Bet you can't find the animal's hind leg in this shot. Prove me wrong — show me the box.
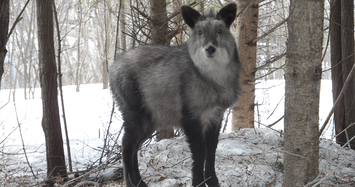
[122,114,154,187]
[204,124,221,187]
[182,117,206,187]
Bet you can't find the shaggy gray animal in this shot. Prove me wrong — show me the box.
[109,3,240,187]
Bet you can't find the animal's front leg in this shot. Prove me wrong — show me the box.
[204,124,221,187]
[182,118,207,187]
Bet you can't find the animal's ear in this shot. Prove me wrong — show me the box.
[217,3,237,28]
[181,5,201,28]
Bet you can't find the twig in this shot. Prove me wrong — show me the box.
[236,0,254,18]
[114,122,124,147]
[332,122,355,140]
[196,176,211,187]
[99,101,115,164]
[344,128,351,149]
[62,154,117,187]
[255,64,285,80]
[341,122,355,148]
[256,100,261,128]
[256,53,286,71]
[52,0,72,172]
[64,102,123,185]
[233,113,283,134]
[246,53,286,79]
[319,62,355,137]
[323,52,355,72]
[267,116,284,128]
[0,125,18,145]
[222,108,232,133]
[0,86,11,109]
[250,17,288,44]
[74,181,99,187]
[5,0,31,44]
[267,94,285,120]
[321,24,330,63]
[170,157,191,168]
[131,6,149,19]
[167,1,196,21]
[113,0,122,61]
[13,93,37,179]
[305,171,355,187]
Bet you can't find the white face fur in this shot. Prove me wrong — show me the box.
[190,44,232,84]
[188,19,235,85]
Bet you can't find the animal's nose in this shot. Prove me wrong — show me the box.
[205,46,216,55]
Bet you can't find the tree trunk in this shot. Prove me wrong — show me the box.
[283,0,323,186]
[114,0,126,61]
[150,0,168,45]
[102,0,110,89]
[120,0,126,52]
[172,0,183,45]
[114,1,121,61]
[0,0,10,87]
[341,0,355,149]
[36,0,67,182]
[232,1,258,130]
[330,0,346,147]
[150,0,174,140]
[23,6,35,99]
[76,2,82,92]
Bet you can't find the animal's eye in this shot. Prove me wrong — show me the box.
[217,29,222,34]
[198,30,203,35]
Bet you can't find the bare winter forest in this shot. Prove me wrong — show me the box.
[0,0,355,186]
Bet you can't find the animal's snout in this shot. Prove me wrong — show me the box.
[205,46,216,56]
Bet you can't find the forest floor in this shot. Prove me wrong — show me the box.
[1,81,354,186]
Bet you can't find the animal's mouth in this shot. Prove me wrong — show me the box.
[207,54,214,58]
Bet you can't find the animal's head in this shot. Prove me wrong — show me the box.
[181,3,237,80]
[181,3,236,31]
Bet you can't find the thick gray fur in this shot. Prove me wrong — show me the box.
[109,3,240,187]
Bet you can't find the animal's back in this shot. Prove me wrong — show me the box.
[109,42,240,129]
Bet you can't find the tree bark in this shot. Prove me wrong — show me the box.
[150,0,174,140]
[114,0,121,61]
[120,0,126,52]
[172,0,182,45]
[283,0,323,186]
[36,0,67,182]
[0,0,10,87]
[150,0,168,45]
[330,0,346,147]
[340,0,355,149]
[76,2,82,92]
[232,1,258,130]
[102,0,110,89]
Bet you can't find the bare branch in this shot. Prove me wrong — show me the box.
[244,53,286,79]
[250,17,288,44]
[131,6,149,19]
[166,28,183,43]
[319,62,355,137]
[167,1,196,21]
[267,116,284,128]
[6,0,31,44]
[256,52,286,71]
[13,93,37,179]
[256,64,285,80]
[52,0,73,173]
